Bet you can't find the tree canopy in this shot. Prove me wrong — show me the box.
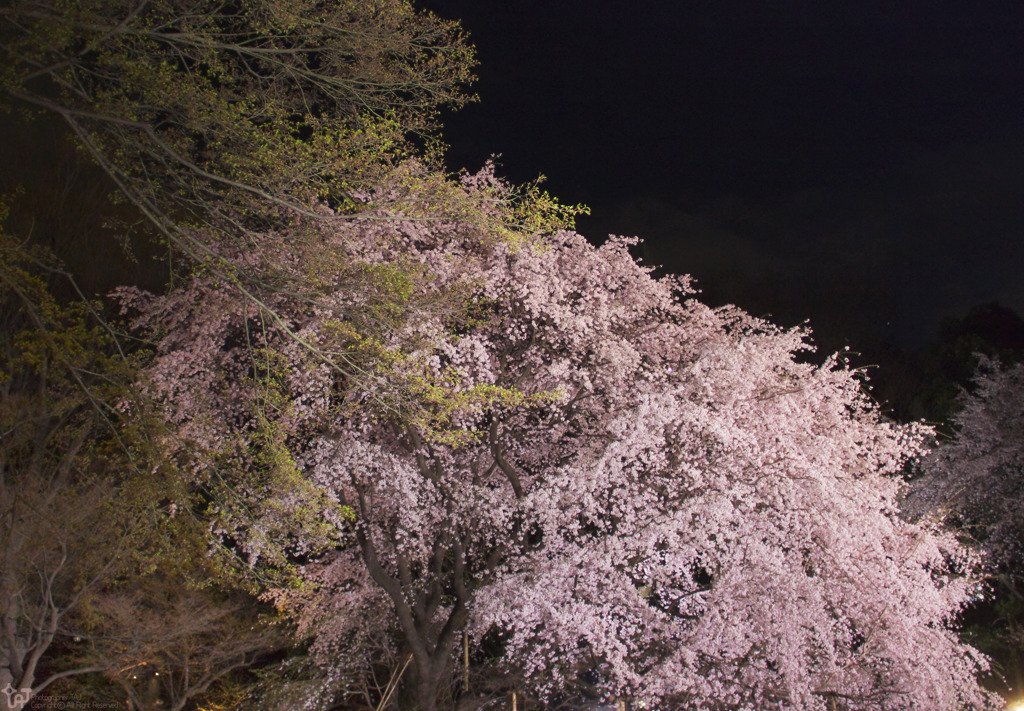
[122,165,999,710]
[907,359,1024,697]
[1,0,476,233]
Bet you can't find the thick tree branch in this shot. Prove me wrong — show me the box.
[489,420,524,499]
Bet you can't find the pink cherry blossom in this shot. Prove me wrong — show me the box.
[126,163,998,710]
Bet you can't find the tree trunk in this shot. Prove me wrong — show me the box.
[415,675,440,711]
[406,653,453,711]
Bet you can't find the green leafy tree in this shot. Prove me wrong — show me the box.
[0,0,477,243]
[0,220,283,710]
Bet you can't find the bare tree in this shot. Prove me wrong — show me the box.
[78,581,286,711]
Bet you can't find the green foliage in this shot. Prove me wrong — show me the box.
[499,175,591,240]
[1,0,477,256]
[0,216,280,707]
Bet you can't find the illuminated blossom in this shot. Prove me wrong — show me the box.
[128,165,997,710]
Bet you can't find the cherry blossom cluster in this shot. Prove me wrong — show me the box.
[125,163,997,710]
[907,358,1024,579]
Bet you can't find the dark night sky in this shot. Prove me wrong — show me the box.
[420,0,1024,351]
